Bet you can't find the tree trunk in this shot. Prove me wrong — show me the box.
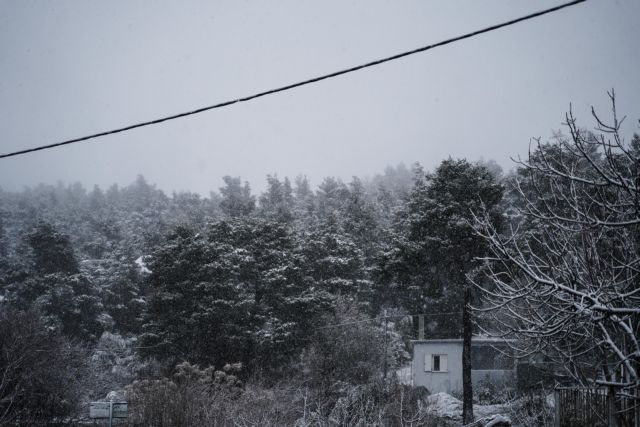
[462,282,474,424]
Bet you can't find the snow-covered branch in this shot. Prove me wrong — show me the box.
[473,95,640,399]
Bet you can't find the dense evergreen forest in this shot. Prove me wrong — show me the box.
[1,108,638,425]
[0,159,506,423]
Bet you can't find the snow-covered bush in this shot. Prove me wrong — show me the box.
[327,380,435,426]
[298,298,407,395]
[505,392,554,427]
[85,332,154,402]
[124,361,242,426]
[475,375,513,405]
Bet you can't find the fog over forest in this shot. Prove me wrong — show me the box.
[2,101,639,424]
[1,0,639,426]
[2,0,639,195]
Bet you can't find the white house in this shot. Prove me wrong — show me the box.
[411,337,515,393]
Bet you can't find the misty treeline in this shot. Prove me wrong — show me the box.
[0,158,504,425]
[0,98,638,425]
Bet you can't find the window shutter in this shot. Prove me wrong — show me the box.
[441,354,447,372]
[424,353,431,371]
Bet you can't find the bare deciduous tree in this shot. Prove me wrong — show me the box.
[0,307,87,426]
[473,91,639,410]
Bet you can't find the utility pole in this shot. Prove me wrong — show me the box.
[383,309,388,379]
[462,281,474,424]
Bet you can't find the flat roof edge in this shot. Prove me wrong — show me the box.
[411,337,516,344]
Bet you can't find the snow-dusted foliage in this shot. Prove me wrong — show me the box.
[299,298,408,393]
[124,361,243,426]
[138,219,333,371]
[374,161,503,336]
[0,170,421,423]
[86,332,155,403]
[3,222,105,342]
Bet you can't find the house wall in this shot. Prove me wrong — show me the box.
[412,342,463,393]
[412,341,515,394]
[471,369,514,389]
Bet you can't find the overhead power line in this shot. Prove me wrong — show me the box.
[318,311,463,329]
[0,0,586,160]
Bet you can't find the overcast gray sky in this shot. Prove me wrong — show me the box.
[1,0,638,195]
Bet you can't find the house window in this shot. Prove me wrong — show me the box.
[433,355,441,371]
[424,354,448,372]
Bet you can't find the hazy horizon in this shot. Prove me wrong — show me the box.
[1,0,639,195]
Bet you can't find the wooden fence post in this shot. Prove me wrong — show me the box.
[554,389,560,427]
[607,388,617,427]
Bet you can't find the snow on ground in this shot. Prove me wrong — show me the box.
[392,370,512,423]
[426,392,463,418]
[475,402,511,419]
[425,392,510,422]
